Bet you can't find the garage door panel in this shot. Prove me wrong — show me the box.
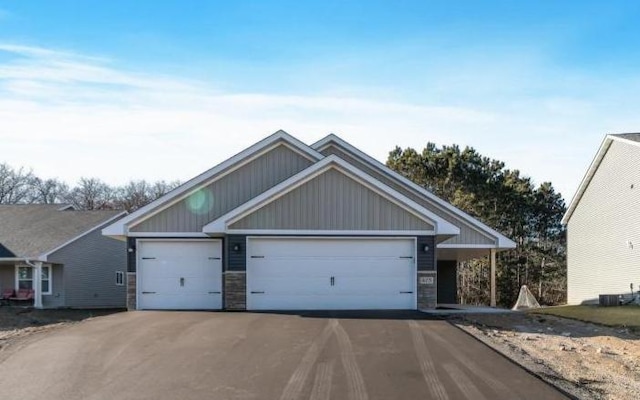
[251,238,414,258]
[251,294,413,310]
[138,240,222,310]
[247,238,416,310]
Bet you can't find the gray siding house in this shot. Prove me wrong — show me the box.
[563,133,640,304]
[0,204,127,308]
[104,131,516,311]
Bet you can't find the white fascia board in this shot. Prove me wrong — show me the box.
[127,232,211,238]
[562,135,613,225]
[312,134,516,248]
[102,130,324,237]
[41,212,127,261]
[228,229,436,236]
[203,155,460,236]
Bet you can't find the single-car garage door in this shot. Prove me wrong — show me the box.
[138,240,222,310]
[247,237,415,310]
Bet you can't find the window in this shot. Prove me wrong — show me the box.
[16,265,52,295]
[115,271,125,286]
[16,266,33,290]
[41,266,51,294]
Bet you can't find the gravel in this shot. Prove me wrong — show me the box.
[448,312,640,400]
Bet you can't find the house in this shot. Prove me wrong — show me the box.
[563,133,640,304]
[0,204,127,308]
[103,131,516,311]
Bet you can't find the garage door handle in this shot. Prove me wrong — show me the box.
[141,257,156,260]
[250,256,265,259]
[251,291,265,294]
[400,291,413,294]
[208,291,221,294]
[399,256,413,259]
[142,291,156,294]
[208,257,221,260]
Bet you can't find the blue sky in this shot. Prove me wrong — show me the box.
[1,1,640,200]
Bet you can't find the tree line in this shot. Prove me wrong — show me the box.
[387,143,567,307]
[0,163,180,212]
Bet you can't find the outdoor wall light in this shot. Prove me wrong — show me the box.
[127,247,135,253]
[423,245,430,253]
[232,243,241,252]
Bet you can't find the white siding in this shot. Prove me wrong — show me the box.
[567,140,640,304]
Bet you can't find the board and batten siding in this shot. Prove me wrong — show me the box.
[319,145,496,245]
[230,168,434,231]
[567,140,640,304]
[131,144,314,233]
[48,227,127,308]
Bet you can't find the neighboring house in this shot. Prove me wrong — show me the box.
[103,130,516,311]
[0,204,127,308]
[563,133,640,304]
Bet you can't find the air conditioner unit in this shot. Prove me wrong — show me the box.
[599,294,620,307]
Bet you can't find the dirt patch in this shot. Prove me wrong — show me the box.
[0,308,124,355]
[448,312,640,400]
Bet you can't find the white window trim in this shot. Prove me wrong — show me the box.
[115,271,125,286]
[15,265,52,295]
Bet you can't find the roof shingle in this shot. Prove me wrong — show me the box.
[0,204,124,258]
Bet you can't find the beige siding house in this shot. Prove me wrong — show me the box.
[563,133,640,304]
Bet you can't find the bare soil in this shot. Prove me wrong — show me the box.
[448,312,640,400]
[0,307,123,356]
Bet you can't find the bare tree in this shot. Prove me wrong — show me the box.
[30,177,69,204]
[115,180,152,212]
[0,163,35,204]
[114,179,181,212]
[149,180,181,199]
[66,177,115,210]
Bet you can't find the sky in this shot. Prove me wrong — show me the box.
[1,1,640,202]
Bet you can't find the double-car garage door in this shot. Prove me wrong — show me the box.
[137,238,416,310]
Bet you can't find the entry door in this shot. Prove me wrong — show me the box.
[247,238,415,310]
[138,240,222,310]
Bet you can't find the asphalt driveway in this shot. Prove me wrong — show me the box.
[0,310,568,400]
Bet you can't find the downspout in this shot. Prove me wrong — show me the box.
[23,259,43,309]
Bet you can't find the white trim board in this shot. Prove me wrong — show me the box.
[203,155,459,236]
[312,134,515,248]
[230,229,436,236]
[127,232,211,238]
[103,130,324,237]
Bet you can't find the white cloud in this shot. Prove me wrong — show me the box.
[0,43,636,201]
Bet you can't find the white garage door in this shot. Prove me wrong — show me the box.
[247,238,415,310]
[138,240,222,310]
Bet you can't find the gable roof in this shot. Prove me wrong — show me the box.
[203,155,459,236]
[0,204,125,260]
[612,133,640,143]
[312,134,516,248]
[563,133,640,224]
[103,130,324,237]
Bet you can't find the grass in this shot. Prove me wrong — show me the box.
[530,305,640,331]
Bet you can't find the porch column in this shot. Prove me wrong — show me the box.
[490,249,496,307]
[33,261,43,309]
